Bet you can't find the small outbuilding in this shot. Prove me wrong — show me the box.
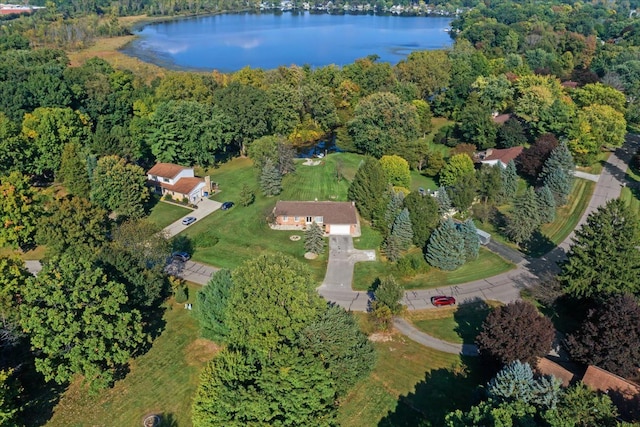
[272,201,360,236]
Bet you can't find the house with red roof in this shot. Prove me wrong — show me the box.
[147,163,211,204]
[477,146,524,168]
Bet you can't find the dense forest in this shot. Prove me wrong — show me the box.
[2,0,640,424]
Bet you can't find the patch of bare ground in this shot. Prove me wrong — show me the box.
[184,338,220,366]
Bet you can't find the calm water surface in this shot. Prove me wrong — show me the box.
[122,13,453,71]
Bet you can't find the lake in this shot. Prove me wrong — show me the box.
[122,13,453,72]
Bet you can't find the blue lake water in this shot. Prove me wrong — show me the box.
[122,13,453,72]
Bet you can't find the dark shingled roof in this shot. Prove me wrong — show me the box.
[274,201,358,225]
[147,163,188,180]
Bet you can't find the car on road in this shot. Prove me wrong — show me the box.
[171,251,190,262]
[221,201,234,210]
[431,296,456,307]
[181,216,197,226]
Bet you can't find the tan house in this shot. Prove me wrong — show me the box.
[272,201,359,236]
[147,163,211,203]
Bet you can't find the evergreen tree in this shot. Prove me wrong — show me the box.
[383,190,405,233]
[487,361,562,409]
[238,183,255,207]
[297,305,375,397]
[435,186,452,216]
[506,187,541,245]
[425,219,466,271]
[404,191,439,249]
[543,166,571,206]
[537,185,556,224]
[560,199,640,299]
[382,234,401,262]
[347,157,388,222]
[391,208,413,250]
[540,141,575,183]
[304,222,325,255]
[459,219,480,260]
[500,160,518,201]
[58,142,90,196]
[260,158,282,196]
[194,269,234,343]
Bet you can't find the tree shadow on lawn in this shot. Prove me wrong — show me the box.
[19,361,66,426]
[453,298,491,345]
[377,357,490,427]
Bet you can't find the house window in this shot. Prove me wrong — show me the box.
[151,175,158,181]
[163,177,170,183]
[315,216,323,223]
[306,216,313,223]
[294,216,300,222]
[282,216,288,221]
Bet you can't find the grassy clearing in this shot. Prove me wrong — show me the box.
[47,285,214,427]
[181,154,365,280]
[338,315,485,426]
[407,300,502,344]
[527,179,595,257]
[621,158,640,215]
[147,199,192,229]
[352,248,515,291]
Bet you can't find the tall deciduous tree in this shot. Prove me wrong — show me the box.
[36,196,108,257]
[373,275,404,315]
[566,294,640,378]
[0,172,40,250]
[395,50,451,100]
[0,256,30,349]
[425,219,466,271]
[560,199,640,299]
[19,254,147,391]
[379,155,411,189]
[194,269,233,343]
[439,153,475,187]
[259,158,282,197]
[476,301,554,367]
[58,142,90,196]
[497,118,527,149]
[456,97,497,149]
[348,157,388,222]
[90,155,149,219]
[0,369,20,427]
[517,133,559,180]
[348,92,419,157]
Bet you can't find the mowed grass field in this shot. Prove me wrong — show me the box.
[147,198,192,229]
[407,300,502,344]
[46,286,214,427]
[352,247,515,291]
[338,316,485,426]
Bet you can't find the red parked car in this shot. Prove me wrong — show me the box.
[431,296,456,307]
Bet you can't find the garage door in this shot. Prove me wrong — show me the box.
[330,225,351,235]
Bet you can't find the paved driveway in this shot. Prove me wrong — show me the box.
[163,198,222,238]
[165,259,218,285]
[317,235,375,311]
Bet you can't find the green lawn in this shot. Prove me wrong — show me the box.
[527,179,595,257]
[338,315,485,426]
[407,301,502,344]
[46,285,213,427]
[147,199,192,229]
[352,248,515,291]
[621,158,640,215]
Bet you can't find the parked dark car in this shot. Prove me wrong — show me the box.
[431,296,456,307]
[221,201,234,210]
[171,251,191,262]
[181,216,197,225]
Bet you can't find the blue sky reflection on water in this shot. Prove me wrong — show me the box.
[122,13,453,71]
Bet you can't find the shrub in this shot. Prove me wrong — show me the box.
[174,285,188,303]
[195,231,219,248]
